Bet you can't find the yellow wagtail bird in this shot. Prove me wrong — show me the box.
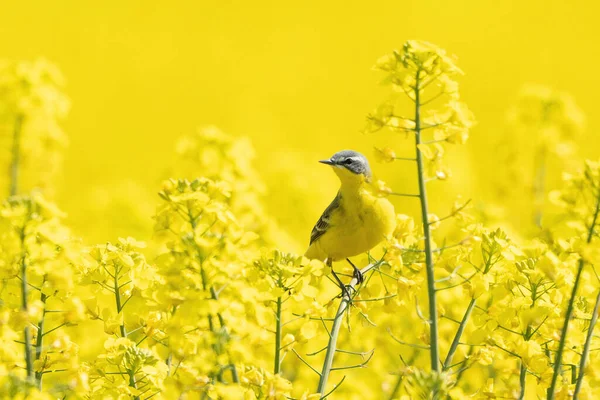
[305,150,396,288]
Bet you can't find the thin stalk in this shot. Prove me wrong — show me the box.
[443,297,476,370]
[548,189,600,399]
[387,353,418,400]
[113,265,127,338]
[274,296,282,374]
[10,114,24,196]
[519,311,534,399]
[113,264,138,398]
[573,289,600,399]
[13,116,32,381]
[192,218,239,383]
[548,263,584,398]
[193,214,218,336]
[165,305,177,377]
[414,69,440,372]
[206,267,239,383]
[20,227,34,380]
[199,265,216,332]
[316,261,381,395]
[127,371,138,395]
[519,360,527,400]
[388,374,404,400]
[34,292,48,388]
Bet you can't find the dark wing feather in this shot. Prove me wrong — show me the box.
[309,192,341,245]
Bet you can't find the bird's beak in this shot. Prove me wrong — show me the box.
[319,159,335,166]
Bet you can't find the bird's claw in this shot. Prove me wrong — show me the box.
[346,258,364,285]
[352,266,364,285]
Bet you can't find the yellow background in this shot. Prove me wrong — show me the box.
[2,0,599,246]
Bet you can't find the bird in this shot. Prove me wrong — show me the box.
[304,150,396,290]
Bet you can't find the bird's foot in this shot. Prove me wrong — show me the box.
[352,266,364,285]
[346,258,364,285]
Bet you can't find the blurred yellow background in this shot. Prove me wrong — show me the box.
[2,0,599,247]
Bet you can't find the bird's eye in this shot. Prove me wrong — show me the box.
[343,159,353,165]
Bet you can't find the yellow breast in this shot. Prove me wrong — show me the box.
[305,184,396,261]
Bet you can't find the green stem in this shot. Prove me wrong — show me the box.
[573,289,600,399]
[388,375,404,400]
[113,264,138,398]
[127,371,137,395]
[317,261,380,395]
[549,264,583,397]
[518,287,541,399]
[443,297,476,370]
[20,226,34,380]
[200,265,216,332]
[414,69,440,372]
[517,314,536,399]
[519,360,527,400]
[388,353,418,400]
[113,265,127,338]
[192,219,238,383]
[274,296,282,375]
[34,292,48,388]
[193,214,218,336]
[10,114,24,196]
[548,189,600,399]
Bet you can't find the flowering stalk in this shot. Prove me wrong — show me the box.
[112,262,138,396]
[548,188,600,399]
[274,296,282,374]
[34,291,48,388]
[192,215,221,343]
[516,325,533,400]
[9,114,24,196]
[10,115,35,383]
[443,297,475,370]
[519,361,527,399]
[317,259,382,395]
[19,222,34,380]
[413,70,440,372]
[505,85,584,230]
[194,234,239,383]
[212,286,240,383]
[387,352,418,400]
[184,196,240,384]
[367,42,474,379]
[573,289,600,399]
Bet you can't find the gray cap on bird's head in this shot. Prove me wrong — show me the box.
[319,150,372,179]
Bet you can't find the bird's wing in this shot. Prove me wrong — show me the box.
[309,192,341,245]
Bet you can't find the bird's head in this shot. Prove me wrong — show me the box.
[319,150,372,185]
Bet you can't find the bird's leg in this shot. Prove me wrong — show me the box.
[327,258,352,298]
[346,258,364,285]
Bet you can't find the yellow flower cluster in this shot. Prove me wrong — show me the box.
[0,59,70,197]
[484,84,586,234]
[172,126,298,251]
[0,193,85,395]
[366,40,475,180]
